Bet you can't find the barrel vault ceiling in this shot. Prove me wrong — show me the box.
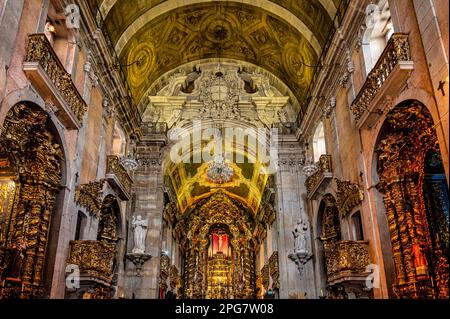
[86,0,349,109]
[85,0,348,213]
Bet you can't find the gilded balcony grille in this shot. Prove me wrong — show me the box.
[305,154,332,198]
[326,240,370,282]
[350,33,412,125]
[106,155,133,200]
[67,240,115,283]
[24,34,87,124]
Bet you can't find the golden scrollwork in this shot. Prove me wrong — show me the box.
[326,241,370,282]
[376,101,449,299]
[335,179,364,218]
[160,253,171,279]
[74,181,104,218]
[269,251,279,290]
[67,240,116,283]
[169,265,180,289]
[350,33,411,122]
[24,34,87,122]
[305,154,332,197]
[261,264,270,291]
[106,155,133,196]
[0,103,63,298]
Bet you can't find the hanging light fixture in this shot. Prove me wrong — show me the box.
[207,154,234,184]
[120,135,140,171]
[207,130,234,184]
[302,143,317,177]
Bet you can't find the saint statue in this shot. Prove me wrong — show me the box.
[293,219,309,253]
[218,234,223,250]
[132,215,148,254]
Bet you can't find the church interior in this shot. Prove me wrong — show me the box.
[0,0,448,299]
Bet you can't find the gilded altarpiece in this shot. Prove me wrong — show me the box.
[180,192,256,299]
[0,103,63,298]
[376,101,449,299]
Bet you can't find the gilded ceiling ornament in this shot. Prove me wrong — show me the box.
[119,3,319,106]
[198,65,240,120]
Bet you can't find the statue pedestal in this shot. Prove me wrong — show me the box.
[288,251,313,275]
[126,253,152,277]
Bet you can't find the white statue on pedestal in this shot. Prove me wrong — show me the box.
[132,215,148,254]
[293,219,309,254]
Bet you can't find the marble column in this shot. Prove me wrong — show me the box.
[125,143,164,299]
[276,144,317,299]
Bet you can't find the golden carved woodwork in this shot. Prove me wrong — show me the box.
[106,155,133,198]
[118,2,319,105]
[305,154,332,197]
[67,240,116,283]
[261,264,270,290]
[0,103,63,298]
[335,179,364,218]
[160,253,171,279]
[74,181,104,218]
[24,34,87,123]
[350,33,411,122]
[97,203,118,242]
[376,101,449,299]
[269,251,279,290]
[326,240,370,282]
[180,192,255,299]
[169,265,180,289]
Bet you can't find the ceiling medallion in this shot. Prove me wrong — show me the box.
[207,154,234,184]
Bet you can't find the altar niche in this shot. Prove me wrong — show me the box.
[181,192,256,299]
[206,225,232,299]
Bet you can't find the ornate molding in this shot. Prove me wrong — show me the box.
[269,251,279,290]
[305,154,333,199]
[335,179,364,218]
[74,181,105,218]
[105,156,133,200]
[67,240,116,283]
[350,33,413,128]
[326,240,371,284]
[23,34,87,129]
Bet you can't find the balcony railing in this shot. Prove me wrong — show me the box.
[23,34,87,129]
[67,240,115,283]
[305,155,333,199]
[105,156,133,200]
[350,33,413,129]
[326,240,371,284]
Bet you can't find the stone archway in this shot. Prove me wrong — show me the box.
[0,102,64,298]
[375,100,449,299]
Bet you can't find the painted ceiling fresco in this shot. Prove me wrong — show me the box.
[87,0,349,106]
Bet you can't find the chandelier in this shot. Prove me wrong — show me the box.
[120,153,140,171]
[302,143,317,177]
[207,154,234,184]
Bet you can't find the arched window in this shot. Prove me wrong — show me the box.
[44,0,77,73]
[350,211,364,241]
[362,1,394,74]
[312,122,326,162]
[74,211,87,240]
